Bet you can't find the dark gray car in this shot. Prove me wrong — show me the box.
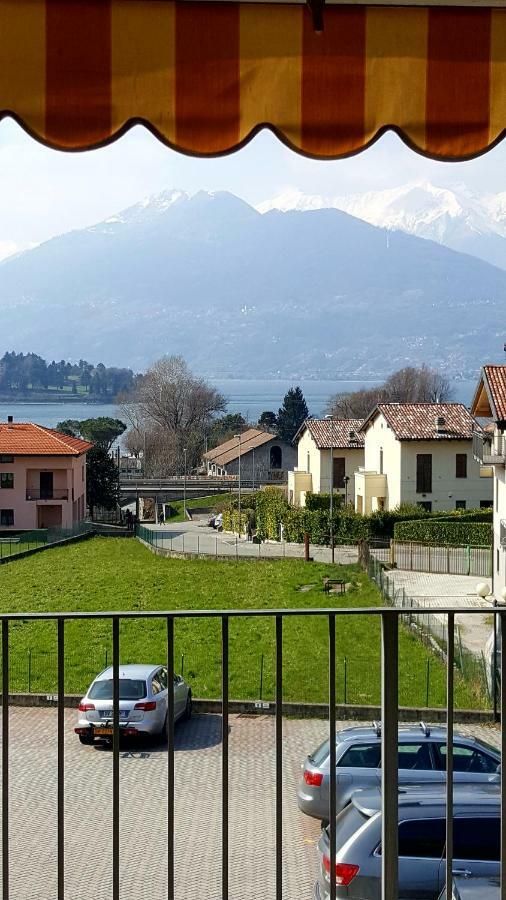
[299,723,500,822]
[314,784,500,899]
[439,875,499,899]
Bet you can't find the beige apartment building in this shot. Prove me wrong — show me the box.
[471,366,506,599]
[288,418,364,507]
[355,403,492,514]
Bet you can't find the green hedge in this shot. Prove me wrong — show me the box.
[394,519,492,546]
[304,492,344,511]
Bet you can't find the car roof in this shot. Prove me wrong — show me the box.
[352,783,501,818]
[336,724,462,744]
[94,664,162,681]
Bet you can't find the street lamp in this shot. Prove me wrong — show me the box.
[234,433,242,537]
[183,448,187,520]
[325,415,335,565]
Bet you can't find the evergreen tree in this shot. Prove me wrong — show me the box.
[258,410,277,431]
[86,446,119,516]
[276,387,308,443]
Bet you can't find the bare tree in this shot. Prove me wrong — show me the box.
[121,356,226,474]
[326,365,453,419]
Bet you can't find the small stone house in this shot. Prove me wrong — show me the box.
[203,428,296,484]
[288,418,365,507]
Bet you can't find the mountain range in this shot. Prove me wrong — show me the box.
[258,181,506,271]
[0,186,505,379]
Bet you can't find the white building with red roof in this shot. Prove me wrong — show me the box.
[355,403,492,515]
[0,417,92,531]
[472,365,506,598]
[288,418,365,507]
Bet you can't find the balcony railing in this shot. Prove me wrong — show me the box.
[473,430,506,465]
[0,605,505,899]
[25,489,69,501]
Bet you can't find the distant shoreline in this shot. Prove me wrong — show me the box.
[0,396,114,405]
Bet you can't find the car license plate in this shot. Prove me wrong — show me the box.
[94,727,113,735]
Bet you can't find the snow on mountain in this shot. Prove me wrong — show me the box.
[257,182,506,269]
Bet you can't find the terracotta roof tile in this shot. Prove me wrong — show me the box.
[362,403,479,441]
[206,429,279,467]
[483,365,506,421]
[298,419,364,449]
[0,423,93,456]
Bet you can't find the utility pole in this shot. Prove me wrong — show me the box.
[325,414,335,564]
[183,448,187,520]
[234,434,242,537]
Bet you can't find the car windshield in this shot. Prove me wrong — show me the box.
[89,679,147,700]
[309,739,330,766]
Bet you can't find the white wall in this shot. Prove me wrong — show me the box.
[297,430,321,491]
[363,412,401,508]
[493,460,506,599]
[296,428,363,501]
[399,439,492,512]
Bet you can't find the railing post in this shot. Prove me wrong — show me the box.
[381,613,398,900]
[112,617,120,900]
[28,649,32,694]
[500,610,506,900]
[445,613,454,895]
[57,619,65,900]
[2,619,9,900]
[275,615,283,900]
[167,616,175,900]
[222,616,229,900]
[329,614,336,900]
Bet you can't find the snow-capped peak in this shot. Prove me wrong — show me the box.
[257,181,506,268]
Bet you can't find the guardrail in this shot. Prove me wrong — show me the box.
[25,489,69,501]
[473,429,506,465]
[0,605,504,900]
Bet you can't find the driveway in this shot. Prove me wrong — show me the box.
[2,708,500,899]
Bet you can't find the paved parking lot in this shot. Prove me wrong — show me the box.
[1,708,501,899]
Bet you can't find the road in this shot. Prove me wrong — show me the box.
[2,708,500,900]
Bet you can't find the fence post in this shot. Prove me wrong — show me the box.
[344,657,348,705]
[235,537,238,560]
[181,654,184,679]
[410,542,413,569]
[216,537,218,559]
[197,535,200,556]
[466,544,471,576]
[105,648,108,669]
[259,653,264,700]
[28,649,32,694]
[425,659,430,708]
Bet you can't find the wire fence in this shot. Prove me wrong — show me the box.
[361,545,492,708]
[0,521,94,560]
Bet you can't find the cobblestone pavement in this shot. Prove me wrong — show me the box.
[1,709,501,900]
[386,569,494,656]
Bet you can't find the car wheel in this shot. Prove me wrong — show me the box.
[184,690,192,720]
[79,733,94,745]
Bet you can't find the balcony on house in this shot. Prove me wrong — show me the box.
[473,430,506,465]
[25,470,70,502]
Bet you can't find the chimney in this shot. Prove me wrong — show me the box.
[435,416,446,433]
[349,430,356,442]
[7,416,13,424]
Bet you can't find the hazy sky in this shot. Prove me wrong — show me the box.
[1,116,506,254]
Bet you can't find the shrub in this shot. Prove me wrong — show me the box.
[255,488,290,541]
[304,492,344,511]
[394,519,492,546]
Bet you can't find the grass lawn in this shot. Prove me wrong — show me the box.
[165,492,235,523]
[0,538,486,709]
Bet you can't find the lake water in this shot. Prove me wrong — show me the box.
[0,378,477,429]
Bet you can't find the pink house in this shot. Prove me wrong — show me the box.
[0,418,92,531]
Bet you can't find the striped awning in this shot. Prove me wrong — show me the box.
[1,0,506,159]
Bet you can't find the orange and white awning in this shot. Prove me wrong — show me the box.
[1,0,506,159]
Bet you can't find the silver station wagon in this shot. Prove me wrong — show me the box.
[298,723,500,822]
[75,663,192,744]
[315,784,501,900]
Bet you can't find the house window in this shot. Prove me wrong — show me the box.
[417,501,432,512]
[480,500,492,509]
[306,452,310,473]
[0,473,13,489]
[379,449,384,475]
[0,455,13,464]
[333,457,345,489]
[0,510,14,526]
[416,454,432,493]
[455,500,466,510]
[456,453,467,478]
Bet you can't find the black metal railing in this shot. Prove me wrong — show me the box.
[25,489,69,501]
[0,605,505,900]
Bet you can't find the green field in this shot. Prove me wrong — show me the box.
[0,538,486,708]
